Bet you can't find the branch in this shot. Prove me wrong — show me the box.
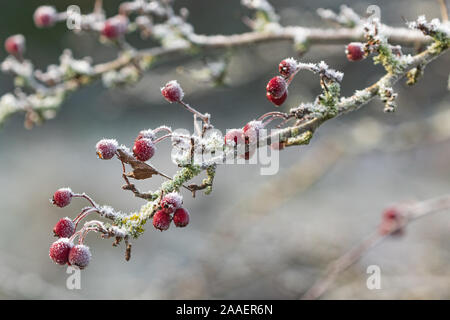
[301,194,450,300]
[45,4,450,271]
[0,2,432,128]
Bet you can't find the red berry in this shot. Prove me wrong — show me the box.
[33,6,57,28]
[101,15,129,39]
[68,245,91,269]
[160,192,183,214]
[243,120,264,145]
[224,128,245,146]
[96,139,118,160]
[173,208,190,228]
[346,42,365,61]
[52,188,73,208]
[53,217,75,238]
[266,76,287,99]
[153,210,172,231]
[266,90,287,106]
[49,238,73,265]
[133,138,155,161]
[379,207,404,236]
[4,34,25,57]
[278,58,297,78]
[135,129,156,142]
[161,80,184,103]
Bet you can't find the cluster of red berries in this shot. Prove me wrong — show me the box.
[49,188,92,269]
[32,5,129,40]
[95,131,157,163]
[265,58,298,106]
[224,120,265,159]
[345,42,366,61]
[94,81,189,163]
[153,192,190,231]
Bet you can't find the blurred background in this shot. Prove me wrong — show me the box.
[0,0,449,299]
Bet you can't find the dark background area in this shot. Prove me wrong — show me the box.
[0,0,449,299]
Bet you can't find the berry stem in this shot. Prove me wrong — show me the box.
[153,134,172,144]
[153,126,172,135]
[94,0,103,15]
[178,100,210,125]
[74,207,100,228]
[73,193,98,208]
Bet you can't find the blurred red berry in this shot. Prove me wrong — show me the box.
[278,58,297,78]
[243,120,264,144]
[49,238,73,265]
[34,6,57,28]
[379,207,404,236]
[346,42,365,61]
[173,208,190,227]
[68,245,91,269]
[101,15,129,39]
[133,138,155,161]
[266,90,287,106]
[53,217,75,238]
[266,76,287,99]
[153,210,171,231]
[224,128,245,146]
[52,188,73,208]
[4,34,25,57]
[161,80,184,103]
[160,192,183,214]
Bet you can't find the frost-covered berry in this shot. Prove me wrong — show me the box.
[52,188,73,208]
[266,90,287,106]
[133,138,155,161]
[68,245,91,269]
[279,58,297,78]
[96,139,118,160]
[224,128,245,146]
[53,217,75,238]
[161,80,184,103]
[136,129,156,142]
[266,76,287,99]
[4,35,25,57]
[346,42,365,61]
[49,238,73,265]
[101,15,129,39]
[153,210,172,231]
[173,208,190,227]
[33,6,57,28]
[243,120,265,144]
[160,192,183,214]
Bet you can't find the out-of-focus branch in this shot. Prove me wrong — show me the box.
[301,194,450,300]
[439,0,449,22]
[0,1,433,128]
